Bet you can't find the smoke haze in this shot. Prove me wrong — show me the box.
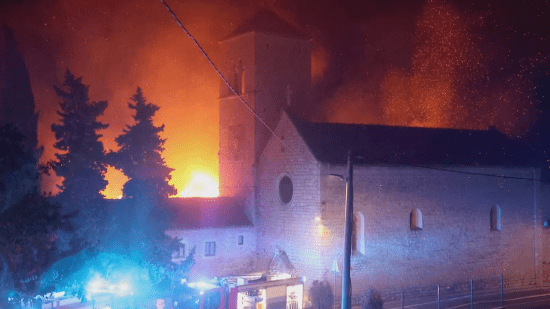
[1,0,548,197]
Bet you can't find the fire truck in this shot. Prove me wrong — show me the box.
[172,273,304,309]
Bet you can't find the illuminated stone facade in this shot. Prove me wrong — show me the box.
[165,225,257,280]
[256,112,548,296]
[214,10,550,305]
[218,10,311,222]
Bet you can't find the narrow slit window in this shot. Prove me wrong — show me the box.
[352,215,357,253]
[353,212,366,255]
[240,69,246,94]
[410,208,423,230]
[490,205,502,231]
[232,69,240,94]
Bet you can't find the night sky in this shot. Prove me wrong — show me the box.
[0,0,548,197]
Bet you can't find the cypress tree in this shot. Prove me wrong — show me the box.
[112,87,175,198]
[51,70,108,205]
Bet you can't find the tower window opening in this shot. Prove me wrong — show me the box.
[230,60,244,95]
[240,69,246,94]
[229,125,244,161]
[232,69,240,95]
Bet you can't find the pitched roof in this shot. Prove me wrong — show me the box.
[223,9,309,41]
[165,197,252,230]
[288,114,541,167]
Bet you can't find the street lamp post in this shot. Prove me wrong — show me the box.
[341,151,353,309]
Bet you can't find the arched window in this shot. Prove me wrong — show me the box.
[229,125,244,161]
[240,67,246,94]
[410,208,423,230]
[352,212,366,255]
[352,216,357,252]
[232,67,240,94]
[490,205,501,231]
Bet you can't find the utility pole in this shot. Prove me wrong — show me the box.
[341,151,353,309]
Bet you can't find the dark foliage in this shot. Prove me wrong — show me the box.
[51,69,108,205]
[0,191,72,294]
[110,87,175,198]
[361,288,383,309]
[0,123,32,179]
[309,280,334,309]
[0,24,38,151]
[0,123,57,297]
[0,123,38,211]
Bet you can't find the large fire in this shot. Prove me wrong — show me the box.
[0,0,230,198]
[178,171,219,198]
[101,168,219,199]
[1,0,547,200]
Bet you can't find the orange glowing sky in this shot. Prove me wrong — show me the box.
[1,0,249,198]
[1,0,548,198]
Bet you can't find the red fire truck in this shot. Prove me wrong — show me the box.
[172,274,304,309]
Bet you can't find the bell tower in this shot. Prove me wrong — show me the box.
[218,10,311,206]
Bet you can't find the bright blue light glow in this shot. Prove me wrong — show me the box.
[86,275,133,297]
[41,249,185,301]
[187,281,218,291]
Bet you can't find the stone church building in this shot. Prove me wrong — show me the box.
[166,10,550,304]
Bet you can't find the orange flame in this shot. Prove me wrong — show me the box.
[178,171,219,198]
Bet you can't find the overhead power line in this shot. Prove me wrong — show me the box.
[407,165,542,181]
[157,0,545,183]
[158,0,312,165]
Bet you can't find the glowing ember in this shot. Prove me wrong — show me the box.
[178,172,219,198]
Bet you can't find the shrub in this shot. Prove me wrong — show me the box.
[361,288,383,309]
[308,280,334,309]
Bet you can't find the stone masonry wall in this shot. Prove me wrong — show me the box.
[256,112,323,291]
[320,165,548,300]
[165,226,257,280]
[254,111,550,304]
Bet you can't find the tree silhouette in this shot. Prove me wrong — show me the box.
[0,124,71,297]
[0,25,38,151]
[0,123,38,213]
[51,70,108,205]
[0,191,69,295]
[112,87,175,198]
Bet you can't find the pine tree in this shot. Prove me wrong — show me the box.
[51,70,108,205]
[112,87,176,198]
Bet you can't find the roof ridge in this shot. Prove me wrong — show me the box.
[222,9,309,41]
[283,111,539,167]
